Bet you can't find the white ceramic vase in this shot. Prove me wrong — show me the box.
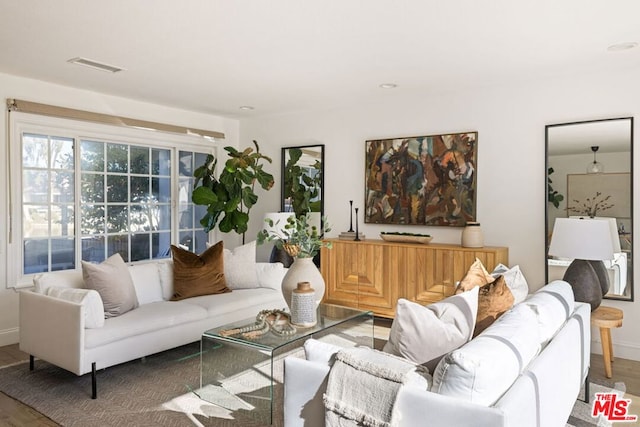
[281,257,325,309]
[461,221,484,248]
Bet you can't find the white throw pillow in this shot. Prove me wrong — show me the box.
[383,286,479,372]
[256,262,287,291]
[157,260,174,300]
[128,262,164,305]
[491,263,529,304]
[524,280,575,344]
[304,338,343,366]
[431,302,541,406]
[45,287,105,328]
[223,240,259,289]
[82,253,138,318]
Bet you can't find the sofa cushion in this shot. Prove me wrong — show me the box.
[170,242,230,300]
[223,240,259,289]
[84,300,208,349]
[491,263,529,304]
[431,302,541,406]
[82,253,139,318]
[45,287,105,328]
[383,287,479,372]
[524,280,575,344]
[128,262,164,305]
[181,288,285,317]
[256,262,287,291]
[474,275,515,337]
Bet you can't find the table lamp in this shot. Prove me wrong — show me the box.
[263,212,295,267]
[548,218,616,311]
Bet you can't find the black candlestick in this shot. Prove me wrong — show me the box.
[354,208,361,241]
[348,200,354,232]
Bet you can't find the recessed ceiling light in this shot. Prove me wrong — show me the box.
[607,42,638,52]
[379,83,398,89]
[239,106,255,110]
[67,57,125,73]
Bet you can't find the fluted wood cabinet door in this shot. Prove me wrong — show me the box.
[321,239,508,318]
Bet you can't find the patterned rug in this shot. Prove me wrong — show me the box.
[0,344,635,427]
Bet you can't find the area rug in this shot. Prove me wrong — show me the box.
[1,344,634,427]
[0,329,371,427]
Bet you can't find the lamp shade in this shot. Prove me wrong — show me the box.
[548,218,616,261]
[262,212,295,239]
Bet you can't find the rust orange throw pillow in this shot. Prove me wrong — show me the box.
[474,275,514,337]
[456,258,515,337]
[170,242,231,301]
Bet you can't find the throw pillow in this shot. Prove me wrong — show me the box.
[223,240,259,289]
[457,257,494,291]
[491,263,529,304]
[474,275,515,337]
[170,242,230,300]
[383,286,479,372]
[82,253,138,318]
[256,262,287,291]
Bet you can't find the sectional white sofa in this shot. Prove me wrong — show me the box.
[284,281,591,427]
[19,258,287,399]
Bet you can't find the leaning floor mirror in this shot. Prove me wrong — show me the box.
[545,117,634,302]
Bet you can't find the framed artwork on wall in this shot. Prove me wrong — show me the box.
[365,131,478,226]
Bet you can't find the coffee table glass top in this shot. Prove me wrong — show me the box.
[202,303,373,350]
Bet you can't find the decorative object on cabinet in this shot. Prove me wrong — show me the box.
[321,238,508,318]
[339,200,366,240]
[380,232,432,244]
[461,221,484,247]
[545,117,633,302]
[365,132,477,227]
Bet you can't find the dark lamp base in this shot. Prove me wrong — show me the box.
[563,259,605,312]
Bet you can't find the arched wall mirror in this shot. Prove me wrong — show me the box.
[545,117,634,301]
[281,144,325,225]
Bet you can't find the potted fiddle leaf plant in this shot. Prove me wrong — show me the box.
[192,140,274,242]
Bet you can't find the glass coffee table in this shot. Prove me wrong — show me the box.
[199,304,374,425]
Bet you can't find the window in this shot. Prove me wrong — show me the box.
[8,114,216,287]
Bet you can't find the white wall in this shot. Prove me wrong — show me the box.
[0,72,240,346]
[241,67,640,360]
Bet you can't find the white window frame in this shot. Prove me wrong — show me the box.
[7,112,218,288]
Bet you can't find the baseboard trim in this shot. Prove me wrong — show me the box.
[0,327,19,347]
[591,338,640,362]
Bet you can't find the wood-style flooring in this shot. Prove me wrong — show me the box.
[2,333,640,426]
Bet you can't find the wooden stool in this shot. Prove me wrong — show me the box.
[591,306,623,378]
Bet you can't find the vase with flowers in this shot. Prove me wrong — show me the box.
[258,213,332,308]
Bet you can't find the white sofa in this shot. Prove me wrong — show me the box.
[19,259,287,399]
[284,281,591,427]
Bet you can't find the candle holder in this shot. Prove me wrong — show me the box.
[348,200,354,232]
[354,208,361,241]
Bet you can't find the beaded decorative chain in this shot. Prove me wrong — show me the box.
[219,309,297,339]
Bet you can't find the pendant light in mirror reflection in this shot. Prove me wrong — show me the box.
[587,146,604,174]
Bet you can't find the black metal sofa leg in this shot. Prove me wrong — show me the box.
[29,355,34,371]
[92,362,97,399]
[584,373,590,404]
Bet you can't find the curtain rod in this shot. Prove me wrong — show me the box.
[6,98,225,140]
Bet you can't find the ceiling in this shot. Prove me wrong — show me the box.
[1,1,640,118]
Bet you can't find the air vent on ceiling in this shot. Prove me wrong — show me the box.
[67,57,125,73]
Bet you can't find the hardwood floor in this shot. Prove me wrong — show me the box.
[1,339,639,426]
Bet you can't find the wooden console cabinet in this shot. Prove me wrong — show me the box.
[321,238,508,318]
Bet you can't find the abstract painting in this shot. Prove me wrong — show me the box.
[365,132,478,226]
